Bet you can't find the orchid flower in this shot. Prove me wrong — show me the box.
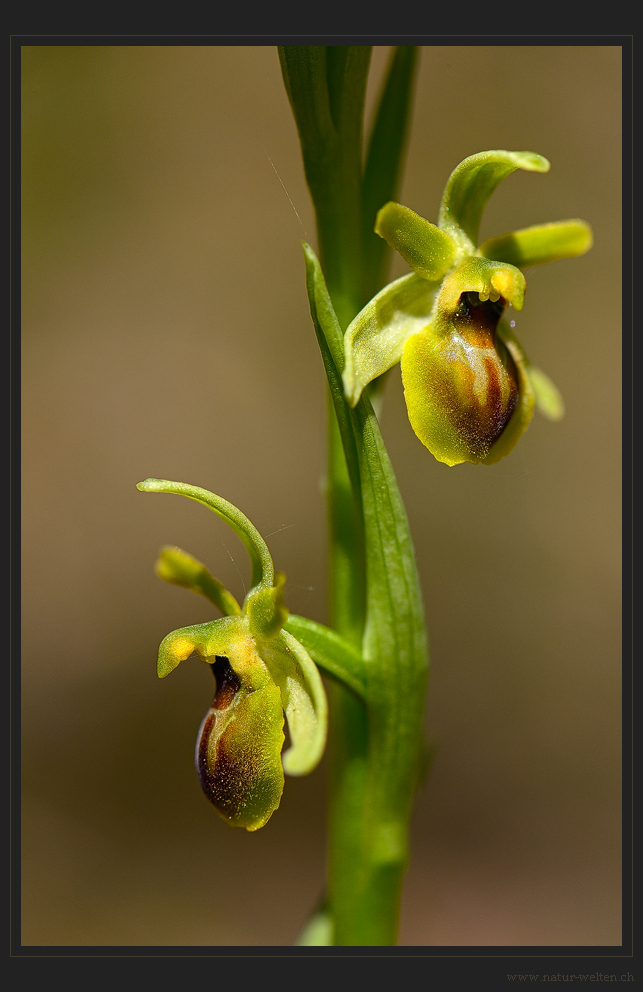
[342,150,592,465]
[137,479,328,831]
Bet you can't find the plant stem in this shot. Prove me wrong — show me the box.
[280,45,425,945]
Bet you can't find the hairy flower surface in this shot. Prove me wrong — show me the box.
[342,150,592,465]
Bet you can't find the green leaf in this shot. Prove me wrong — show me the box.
[137,479,274,591]
[361,46,419,299]
[375,201,458,280]
[303,243,362,494]
[278,47,336,171]
[325,46,372,142]
[303,244,428,824]
[280,48,372,329]
[342,271,438,407]
[478,219,593,268]
[438,150,550,248]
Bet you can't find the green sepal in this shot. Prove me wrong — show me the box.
[478,219,593,268]
[137,479,274,591]
[438,150,550,248]
[155,545,241,616]
[375,201,458,280]
[342,272,438,407]
[527,365,565,421]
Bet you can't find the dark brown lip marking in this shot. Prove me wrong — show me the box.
[448,292,519,458]
[196,712,249,818]
[210,655,241,710]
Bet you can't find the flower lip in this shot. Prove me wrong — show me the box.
[402,282,522,466]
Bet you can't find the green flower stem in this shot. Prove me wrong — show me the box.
[281,46,423,944]
[305,244,428,944]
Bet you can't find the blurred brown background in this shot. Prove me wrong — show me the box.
[21,45,622,947]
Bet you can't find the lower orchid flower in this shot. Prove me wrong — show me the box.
[137,479,328,831]
[342,150,592,465]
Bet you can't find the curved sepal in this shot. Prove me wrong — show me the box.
[342,272,438,407]
[478,219,593,268]
[438,150,550,248]
[137,479,274,592]
[375,201,458,280]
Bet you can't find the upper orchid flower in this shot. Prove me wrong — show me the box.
[342,150,592,465]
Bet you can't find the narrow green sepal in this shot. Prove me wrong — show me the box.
[438,150,550,248]
[155,545,241,616]
[137,479,274,591]
[375,201,458,280]
[478,219,593,268]
[342,272,438,407]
